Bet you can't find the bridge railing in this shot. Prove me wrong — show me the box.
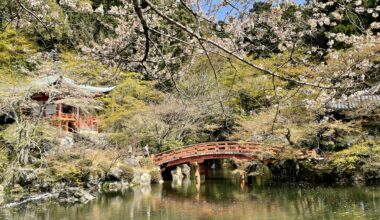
[152,141,319,167]
[153,141,270,165]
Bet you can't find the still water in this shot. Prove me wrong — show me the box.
[1,169,380,220]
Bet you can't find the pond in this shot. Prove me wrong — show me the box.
[1,169,380,220]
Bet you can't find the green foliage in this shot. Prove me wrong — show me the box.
[160,140,183,152]
[0,122,57,162]
[332,156,360,170]
[0,28,37,67]
[331,143,380,170]
[101,73,164,131]
[48,163,82,184]
[99,73,165,150]
[0,28,38,84]
[0,147,8,179]
[59,51,112,84]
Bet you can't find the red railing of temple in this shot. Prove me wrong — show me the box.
[48,111,99,132]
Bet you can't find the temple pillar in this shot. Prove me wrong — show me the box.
[76,107,80,129]
[58,104,62,117]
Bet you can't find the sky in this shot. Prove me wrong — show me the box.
[201,0,306,21]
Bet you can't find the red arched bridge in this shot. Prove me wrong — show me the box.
[152,141,316,170]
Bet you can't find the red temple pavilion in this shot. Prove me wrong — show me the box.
[29,74,115,133]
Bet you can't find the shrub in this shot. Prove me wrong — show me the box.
[98,162,112,174]
[77,159,93,167]
[333,144,369,158]
[139,157,155,169]
[332,156,360,170]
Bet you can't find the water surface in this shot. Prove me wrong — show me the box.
[1,169,379,220]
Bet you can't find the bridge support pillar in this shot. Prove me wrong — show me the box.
[191,162,201,185]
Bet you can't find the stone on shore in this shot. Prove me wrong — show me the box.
[58,187,95,204]
[18,169,37,186]
[108,167,123,180]
[131,171,152,186]
[181,164,191,178]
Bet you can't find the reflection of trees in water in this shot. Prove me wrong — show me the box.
[1,185,380,220]
[248,186,380,220]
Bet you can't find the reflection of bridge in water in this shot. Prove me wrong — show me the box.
[152,141,317,183]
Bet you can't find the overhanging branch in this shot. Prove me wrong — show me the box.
[144,0,333,89]
[133,0,150,62]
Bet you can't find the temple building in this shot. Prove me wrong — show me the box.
[29,74,115,133]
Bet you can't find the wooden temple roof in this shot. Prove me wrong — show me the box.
[30,74,116,94]
[326,95,380,110]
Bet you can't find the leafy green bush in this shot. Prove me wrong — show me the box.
[331,144,373,170]
[160,140,183,152]
[333,145,369,157]
[332,156,360,170]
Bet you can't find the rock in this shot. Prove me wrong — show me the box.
[0,193,57,209]
[132,171,151,186]
[171,167,184,185]
[140,173,151,186]
[52,183,66,193]
[107,182,122,191]
[102,180,128,191]
[0,185,4,194]
[181,164,191,178]
[131,171,151,186]
[108,167,123,181]
[31,179,53,192]
[352,173,365,186]
[86,173,101,188]
[149,169,162,183]
[60,135,74,148]
[363,163,380,183]
[263,133,288,144]
[251,132,264,142]
[58,187,95,204]
[121,180,129,188]
[18,169,37,186]
[131,171,142,185]
[124,158,141,168]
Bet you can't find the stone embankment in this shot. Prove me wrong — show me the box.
[246,158,380,186]
[0,157,162,207]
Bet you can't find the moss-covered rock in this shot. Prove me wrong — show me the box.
[149,169,162,183]
[119,165,134,182]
